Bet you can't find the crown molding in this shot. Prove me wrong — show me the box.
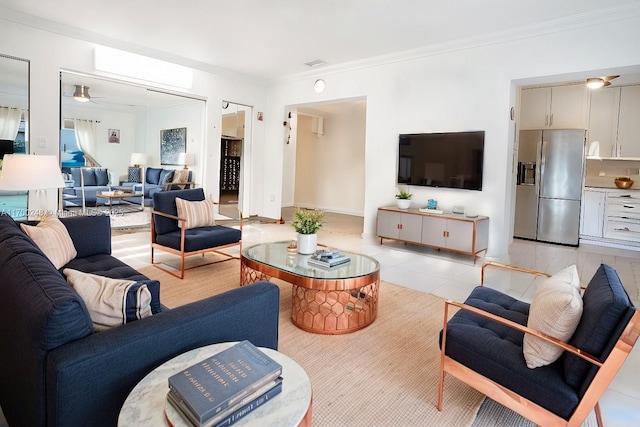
[270,3,640,85]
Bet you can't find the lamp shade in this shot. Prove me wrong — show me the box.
[130,152,147,166]
[177,152,195,166]
[0,154,65,190]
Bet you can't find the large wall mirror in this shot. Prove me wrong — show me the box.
[60,71,205,212]
[0,54,29,218]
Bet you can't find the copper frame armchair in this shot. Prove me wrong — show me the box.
[438,262,640,427]
[150,188,242,279]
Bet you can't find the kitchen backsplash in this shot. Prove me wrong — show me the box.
[585,158,640,188]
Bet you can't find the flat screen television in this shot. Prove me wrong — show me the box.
[0,139,14,159]
[397,131,484,191]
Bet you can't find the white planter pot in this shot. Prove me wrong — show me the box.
[297,233,318,254]
[396,199,411,209]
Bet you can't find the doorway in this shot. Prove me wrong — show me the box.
[219,102,250,218]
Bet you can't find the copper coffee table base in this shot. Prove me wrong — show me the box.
[240,263,379,335]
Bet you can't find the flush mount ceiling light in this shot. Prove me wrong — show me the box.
[73,85,91,102]
[586,75,620,89]
[313,79,326,93]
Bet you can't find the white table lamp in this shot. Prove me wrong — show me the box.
[177,152,195,170]
[0,154,65,217]
[130,153,147,167]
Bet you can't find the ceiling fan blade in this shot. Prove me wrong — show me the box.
[603,75,620,82]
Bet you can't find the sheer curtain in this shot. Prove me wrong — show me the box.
[73,119,99,166]
[0,107,22,140]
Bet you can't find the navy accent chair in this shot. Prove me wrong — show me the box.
[438,262,639,427]
[151,188,241,279]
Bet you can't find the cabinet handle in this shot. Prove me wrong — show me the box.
[614,227,631,232]
[623,205,635,209]
[549,113,553,127]
[545,114,549,127]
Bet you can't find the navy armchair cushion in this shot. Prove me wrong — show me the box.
[156,225,242,252]
[563,264,636,394]
[153,188,207,235]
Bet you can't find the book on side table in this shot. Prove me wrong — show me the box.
[167,340,283,427]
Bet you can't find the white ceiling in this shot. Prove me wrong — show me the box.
[1,0,638,80]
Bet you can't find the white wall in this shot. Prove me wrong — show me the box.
[0,17,268,216]
[265,13,640,258]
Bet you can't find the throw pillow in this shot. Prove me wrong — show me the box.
[128,166,142,183]
[171,169,190,189]
[523,264,583,368]
[175,197,216,229]
[20,215,77,269]
[63,268,153,331]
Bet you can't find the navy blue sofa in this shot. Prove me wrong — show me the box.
[62,167,111,207]
[121,167,193,206]
[0,213,279,427]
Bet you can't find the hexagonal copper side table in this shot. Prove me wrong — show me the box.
[241,242,380,335]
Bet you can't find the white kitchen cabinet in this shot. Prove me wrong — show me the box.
[580,189,605,238]
[520,85,589,130]
[587,88,620,158]
[604,190,640,243]
[376,209,422,244]
[587,85,640,158]
[377,207,489,262]
[617,85,640,158]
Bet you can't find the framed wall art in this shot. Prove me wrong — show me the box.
[160,127,186,165]
[108,129,120,143]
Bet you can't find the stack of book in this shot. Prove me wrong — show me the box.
[167,340,283,427]
[308,249,351,268]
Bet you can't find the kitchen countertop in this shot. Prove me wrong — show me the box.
[584,177,640,190]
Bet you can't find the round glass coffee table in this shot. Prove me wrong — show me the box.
[241,242,380,334]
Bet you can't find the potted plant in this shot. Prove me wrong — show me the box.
[291,208,325,254]
[395,190,412,209]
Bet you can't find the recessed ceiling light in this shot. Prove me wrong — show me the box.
[305,59,327,67]
[313,79,326,93]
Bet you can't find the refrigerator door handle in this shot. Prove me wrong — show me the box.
[539,139,547,195]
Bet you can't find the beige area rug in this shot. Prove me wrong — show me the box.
[139,260,485,427]
[138,259,599,427]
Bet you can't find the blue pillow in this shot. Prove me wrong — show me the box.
[146,167,162,185]
[94,168,109,186]
[159,169,175,187]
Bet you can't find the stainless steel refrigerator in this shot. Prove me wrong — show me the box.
[514,129,585,246]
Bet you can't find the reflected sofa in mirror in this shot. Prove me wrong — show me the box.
[60,72,205,211]
[0,54,29,219]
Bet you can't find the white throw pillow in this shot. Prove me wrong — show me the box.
[523,265,583,368]
[20,215,77,269]
[175,197,216,229]
[63,268,153,332]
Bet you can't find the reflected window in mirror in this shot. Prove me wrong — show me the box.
[0,54,30,219]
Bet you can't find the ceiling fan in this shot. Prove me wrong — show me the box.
[63,85,104,103]
[586,75,620,89]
